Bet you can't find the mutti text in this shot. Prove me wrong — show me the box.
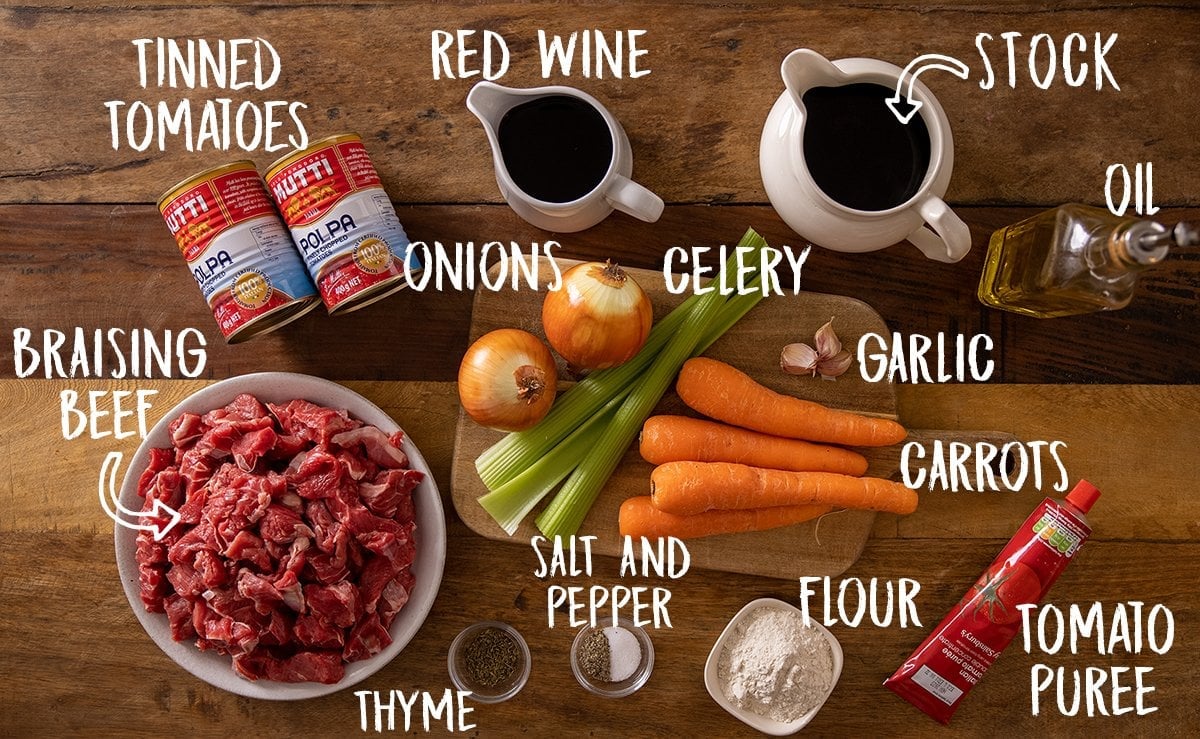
[271,156,336,202]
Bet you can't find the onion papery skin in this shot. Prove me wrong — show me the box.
[458,328,558,431]
[542,261,653,370]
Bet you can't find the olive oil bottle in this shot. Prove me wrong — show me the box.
[978,204,1197,318]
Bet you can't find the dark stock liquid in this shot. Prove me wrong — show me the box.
[801,83,932,211]
[498,95,615,203]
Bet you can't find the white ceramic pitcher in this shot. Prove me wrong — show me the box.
[467,81,664,233]
[760,49,971,263]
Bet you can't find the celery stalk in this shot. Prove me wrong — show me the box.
[534,263,734,539]
[476,395,620,535]
[474,291,701,489]
[476,230,769,490]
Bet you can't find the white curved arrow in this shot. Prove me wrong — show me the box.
[886,53,971,124]
[98,451,181,541]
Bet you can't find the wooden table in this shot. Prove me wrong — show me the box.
[1,2,1198,736]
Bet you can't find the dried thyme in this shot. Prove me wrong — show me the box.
[463,627,520,689]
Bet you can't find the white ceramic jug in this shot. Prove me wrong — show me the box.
[760,49,971,263]
[467,81,663,233]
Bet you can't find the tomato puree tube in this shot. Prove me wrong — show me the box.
[884,479,1101,724]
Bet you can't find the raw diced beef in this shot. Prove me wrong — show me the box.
[233,648,345,684]
[134,393,420,684]
[332,426,409,470]
[343,612,392,662]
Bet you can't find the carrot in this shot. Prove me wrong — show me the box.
[639,415,869,476]
[676,357,907,447]
[618,495,829,540]
[650,461,918,516]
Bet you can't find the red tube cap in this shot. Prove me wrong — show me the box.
[1066,479,1101,513]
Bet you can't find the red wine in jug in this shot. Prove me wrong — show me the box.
[498,95,615,203]
[801,83,932,212]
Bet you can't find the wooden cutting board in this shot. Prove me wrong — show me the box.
[452,260,911,578]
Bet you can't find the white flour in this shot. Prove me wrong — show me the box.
[717,606,835,723]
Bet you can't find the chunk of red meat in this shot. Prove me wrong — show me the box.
[334,447,376,482]
[165,594,196,641]
[343,612,392,662]
[168,521,219,566]
[272,570,305,613]
[260,609,292,647]
[264,432,309,462]
[231,424,277,471]
[270,399,359,445]
[137,530,168,566]
[293,613,345,649]
[202,465,278,543]
[378,575,411,630]
[304,581,359,628]
[233,649,345,684]
[137,447,176,498]
[358,469,422,518]
[205,393,268,425]
[137,554,168,612]
[167,560,204,598]
[287,449,350,500]
[279,537,310,580]
[259,504,314,544]
[224,530,273,571]
[332,426,409,470]
[356,555,394,614]
[236,569,284,615]
[178,446,218,499]
[305,500,339,553]
[306,528,350,585]
[168,412,206,448]
[194,549,229,589]
[199,416,276,470]
[140,466,184,510]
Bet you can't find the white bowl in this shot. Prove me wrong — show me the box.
[704,597,843,734]
[114,372,447,700]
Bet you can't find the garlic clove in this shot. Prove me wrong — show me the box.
[814,318,842,359]
[817,350,853,380]
[781,342,820,376]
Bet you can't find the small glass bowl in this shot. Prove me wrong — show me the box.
[570,619,654,698]
[447,621,531,703]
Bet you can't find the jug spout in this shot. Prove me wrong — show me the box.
[466,81,520,132]
[781,49,850,111]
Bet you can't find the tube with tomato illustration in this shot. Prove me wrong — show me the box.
[885,479,1102,724]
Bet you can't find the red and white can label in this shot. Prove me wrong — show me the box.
[267,137,419,312]
[160,164,318,339]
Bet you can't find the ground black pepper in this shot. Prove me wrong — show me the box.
[463,626,520,689]
[578,628,611,681]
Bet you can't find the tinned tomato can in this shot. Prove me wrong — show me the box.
[158,161,320,343]
[266,134,421,314]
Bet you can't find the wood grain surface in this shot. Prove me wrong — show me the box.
[2,3,1198,206]
[2,204,1198,384]
[2,0,1198,736]
[1,379,1197,735]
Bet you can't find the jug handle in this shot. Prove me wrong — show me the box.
[605,175,665,224]
[907,196,972,263]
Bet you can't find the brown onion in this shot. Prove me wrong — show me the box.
[458,328,557,431]
[542,261,653,370]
